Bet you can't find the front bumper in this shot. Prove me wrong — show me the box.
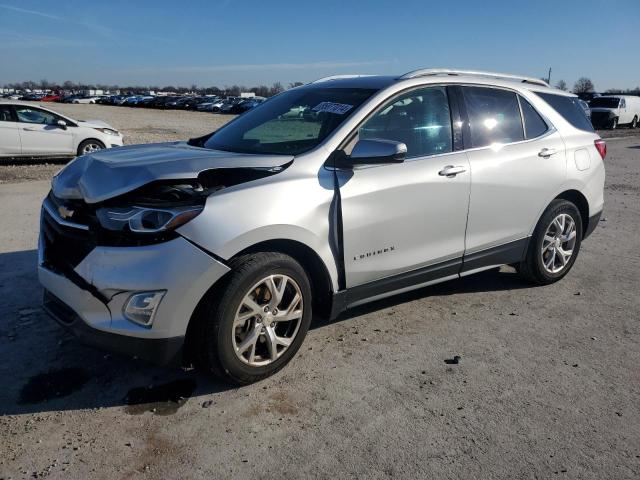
[38,208,230,365]
[43,290,185,365]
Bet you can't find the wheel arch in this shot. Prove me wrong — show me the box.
[232,239,335,319]
[554,189,590,238]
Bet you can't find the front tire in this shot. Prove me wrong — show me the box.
[611,117,618,129]
[518,199,582,285]
[77,139,105,156]
[631,116,638,129]
[194,252,312,385]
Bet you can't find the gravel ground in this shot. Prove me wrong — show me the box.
[0,103,236,184]
[0,109,639,479]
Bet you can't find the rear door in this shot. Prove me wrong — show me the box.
[0,104,21,156]
[460,86,567,269]
[14,105,74,156]
[338,85,471,288]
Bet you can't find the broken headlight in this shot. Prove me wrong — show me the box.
[96,205,203,233]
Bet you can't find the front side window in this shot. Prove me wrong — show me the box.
[462,87,524,148]
[204,87,376,155]
[519,96,548,140]
[358,86,453,158]
[14,106,59,125]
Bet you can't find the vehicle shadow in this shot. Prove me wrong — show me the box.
[0,249,234,417]
[0,249,531,416]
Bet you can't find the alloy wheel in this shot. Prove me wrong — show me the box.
[232,274,303,366]
[541,214,577,274]
[82,142,103,155]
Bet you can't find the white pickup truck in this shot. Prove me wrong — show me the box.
[589,95,640,129]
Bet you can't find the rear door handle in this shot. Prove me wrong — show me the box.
[438,165,467,177]
[22,127,38,131]
[538,148,557,158]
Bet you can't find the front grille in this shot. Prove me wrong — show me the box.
[41,207,96,272]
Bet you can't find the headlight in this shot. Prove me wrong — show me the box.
[94,127,119,136]
[97,205,203,233]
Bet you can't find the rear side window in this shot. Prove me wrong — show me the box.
[518,96,548,139]
[462,87,524,148]
[536,92,594,132]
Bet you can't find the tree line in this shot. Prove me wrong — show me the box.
[1,79,305,96]
[553,77,639,95]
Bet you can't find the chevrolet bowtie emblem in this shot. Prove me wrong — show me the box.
[58,205,74,219]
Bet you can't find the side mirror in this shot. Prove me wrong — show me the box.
[56,120,67,130]
[344,138,407,167]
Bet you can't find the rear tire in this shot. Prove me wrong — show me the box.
[193,252,312,385]
[518,199,582,285]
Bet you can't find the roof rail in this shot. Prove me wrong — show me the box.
[398,68,549,87]
[311,74,374,84]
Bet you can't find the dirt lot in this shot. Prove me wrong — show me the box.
[0,105,639,479]
[0,103,236,183]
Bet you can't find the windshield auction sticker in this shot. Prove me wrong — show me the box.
[312,102,353,115]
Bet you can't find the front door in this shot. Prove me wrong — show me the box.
[14,105,74,156]
[338,86,470,288]
[0,104,21,156]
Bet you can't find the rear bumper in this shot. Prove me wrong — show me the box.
[584,209,602,239]
[43,290,184,365]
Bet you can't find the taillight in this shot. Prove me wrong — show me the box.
[594,139,607,160]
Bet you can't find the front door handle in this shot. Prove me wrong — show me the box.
[538,148,557,158]
[438,165,467,177]
[23,127,38,131]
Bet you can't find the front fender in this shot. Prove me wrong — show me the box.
[177,173,340,291]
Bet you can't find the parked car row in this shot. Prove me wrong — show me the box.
[0,91,267,115]
[96,94,265,113]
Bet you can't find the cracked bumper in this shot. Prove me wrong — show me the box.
[38,233,230,365]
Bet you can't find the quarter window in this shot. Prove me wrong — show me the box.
[518,96,548,139]
[462,87,524,148]
[535,93,594,132]
[358,86,453,159]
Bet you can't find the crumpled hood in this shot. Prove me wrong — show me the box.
[51,141,293,203]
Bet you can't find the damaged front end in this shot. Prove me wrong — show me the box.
[39,144,293,364]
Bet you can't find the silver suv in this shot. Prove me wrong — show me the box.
[39,69,606,384]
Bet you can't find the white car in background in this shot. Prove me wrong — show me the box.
[0,102,123,159]
[72,96,100,104]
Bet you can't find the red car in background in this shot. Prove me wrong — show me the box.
[40,94,62,102]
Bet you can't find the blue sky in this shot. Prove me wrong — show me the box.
[0,0,638,90]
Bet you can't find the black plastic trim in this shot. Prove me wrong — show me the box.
[43,290,184,366]
[583,210,602,239]
[330,258,462,318]
[461,238,529,273]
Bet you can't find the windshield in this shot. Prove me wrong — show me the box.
[204,87,376,155]
[590,97,620,108]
